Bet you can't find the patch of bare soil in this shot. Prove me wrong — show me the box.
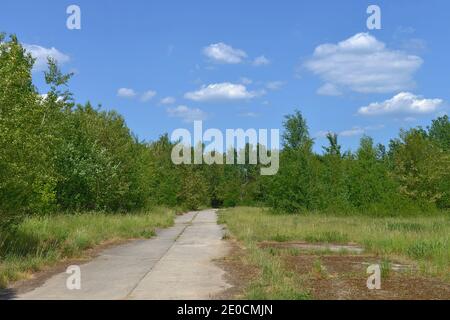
[218,239,450,300]
[214,240,260,300]
[283,252,450,300]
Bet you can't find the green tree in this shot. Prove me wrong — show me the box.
[281,110,313,151]
[319,133,349,210]
[322,133,341,156]
[178,165,209,210]
[346,136,397,210]
[0,34,56,225]
[428,115,450,151]
[390,128,450,208]
[268,111,317,212]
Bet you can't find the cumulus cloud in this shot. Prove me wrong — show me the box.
[24,44,70,72]
[203,43,247,64]
[117,88,137,98]
[167,105,207,123]
[358,92,443,116]
[305,33,423,94]
[140,90,157,102]
[160,96,176,105]
[184,83,259,102]
[253,55,270,66]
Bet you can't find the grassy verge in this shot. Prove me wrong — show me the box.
[219,209,312,300]
[219,207,450,299]
[0,207,176,288]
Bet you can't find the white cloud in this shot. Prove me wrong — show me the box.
[316,129,365,138]
[393,26,427,54]
[141,90,157,102]
[358,92,443,116]
[395,26,416,36]
[167,105,207,123]
[305,33,423,94]
[203,43,247,64]
[24,44,70,72]
[160,96,176,105]
[339,127,366,137]
[316,124,384,138]
[317,83,342,96]
[340,124,385,137]
[266,81,284,90]
[253,55,270,66]
[184,83,259,102]
[117,88,137,98]
[401,38,427,53]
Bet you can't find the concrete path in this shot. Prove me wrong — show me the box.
[16,210,231,300]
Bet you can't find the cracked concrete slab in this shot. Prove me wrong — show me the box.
[15,210,230,300]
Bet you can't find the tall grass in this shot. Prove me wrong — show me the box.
[0,208,175,288]
[243,242,311,300]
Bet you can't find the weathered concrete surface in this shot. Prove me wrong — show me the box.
[15,210,230,300]
[259,241,364,254]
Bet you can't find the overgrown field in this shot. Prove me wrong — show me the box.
[0,208,175,288]
[219,207,450,299]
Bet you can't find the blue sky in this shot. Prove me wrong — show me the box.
[1,0,449,152]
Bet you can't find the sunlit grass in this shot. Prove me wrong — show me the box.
[219,206,450,298]
[242,243,311,300]
[0,207,175,288]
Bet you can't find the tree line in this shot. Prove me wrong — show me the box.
[1,34,449,230]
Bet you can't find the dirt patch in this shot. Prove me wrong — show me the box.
[284,253,450,300]
[219,239,450,300]
[214,240,260,300]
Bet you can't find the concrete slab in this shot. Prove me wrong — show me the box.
[128,210,231,300]
[15,210,230,300]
